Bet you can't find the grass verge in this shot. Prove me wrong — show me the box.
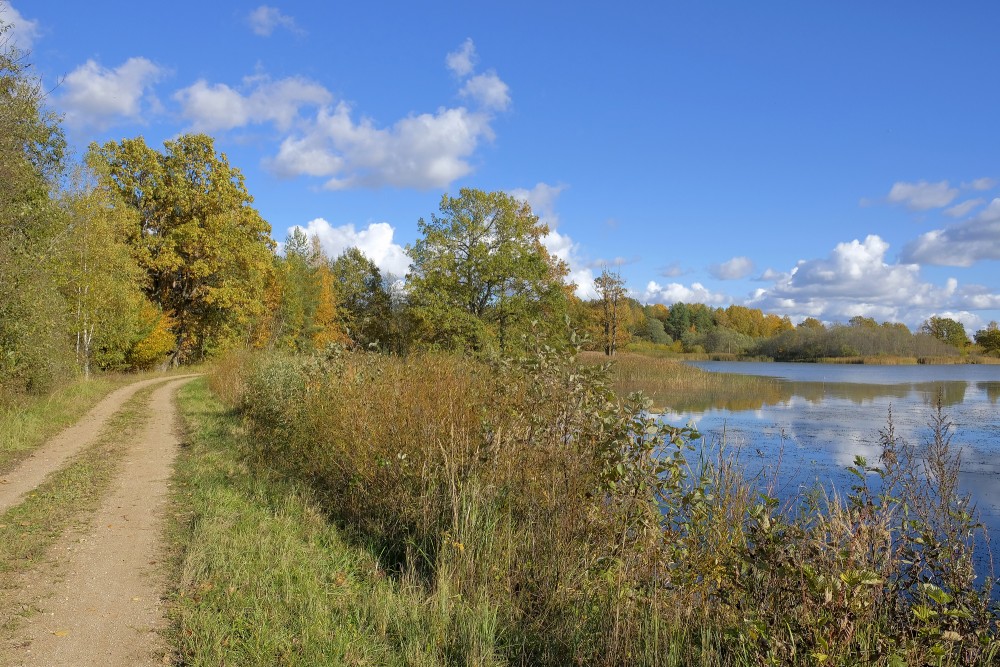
[0,366,202,474]
[0,386,152,634]
[168,377,494,667]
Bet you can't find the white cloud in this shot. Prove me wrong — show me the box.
[446,38,477,77]
[509,183,565,227]
[174,75,331,132]
[887,180,957,211]
[944,198,984,218]
[60,57,164,130]
[757,267,789,282]
[2,2,39,50]
[263,40,509,190]
[902,198,1000,266]
[709,256,754,280]
[508,182,598,299]
[659,263,685,278]
[741,235,1000,327]
[247,5,300,36]
[460,72,511,111]
[962,177,997,191]
[643,280,729,306]
[269,102,494,189]
[774,236,920,299]
[295,219,410,278]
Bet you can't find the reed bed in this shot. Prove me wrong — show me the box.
[581,351,787,411]
[209,346,999,666]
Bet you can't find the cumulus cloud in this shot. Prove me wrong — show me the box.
[508,182,598,299]
[174,74,331,132]
[743,234,1000,327]
[902,198,1000,266]
[887,180,958,211]
[709,256,754,280]
[247,5,301,36]
[268,40,510,190]
[445,38,477,77]
[60,57,164,130]
[269,102,493,189]
[643,280,729,306]
[773,236,920,299]
[2,2,39,50]
[460,72,511,111]
[944,198,984,218]
[294,219,410,278]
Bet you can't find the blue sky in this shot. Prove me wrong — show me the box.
[6,1,1000,331]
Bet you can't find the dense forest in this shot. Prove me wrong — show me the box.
[2,32,998,401]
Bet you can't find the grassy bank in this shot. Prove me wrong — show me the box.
[814,355,1000,365]
[170,377,506,666]
[195,347,998,666]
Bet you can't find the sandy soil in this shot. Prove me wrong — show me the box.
[3,376,197,666]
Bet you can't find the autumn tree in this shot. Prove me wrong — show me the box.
[797,317,826,330]
[93,134,276,363]
[56,165,153,376]
[406,189,569,353]
[921,316,969,349]
[974,322,1000,355]
[849,315,878,329]
[595,268,627,356]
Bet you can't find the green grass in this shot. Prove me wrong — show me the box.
[168,377,501,666]
[0,375,126,473]
[0,366,202,474]
[0,387,151,633]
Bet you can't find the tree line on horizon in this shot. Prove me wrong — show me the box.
[3,29,999,400]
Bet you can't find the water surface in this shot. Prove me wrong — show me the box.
[671,361,1000,581]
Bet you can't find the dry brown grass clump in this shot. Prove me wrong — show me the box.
[218,346,999,666]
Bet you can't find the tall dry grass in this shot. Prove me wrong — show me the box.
[212,345,1000,666]
[582,351,786,411]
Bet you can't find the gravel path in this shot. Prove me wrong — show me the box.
[5,376,197,666]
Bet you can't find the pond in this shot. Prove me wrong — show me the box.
[672,361,1000,583]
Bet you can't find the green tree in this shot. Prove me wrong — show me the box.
[330,247,391,350]
[665,303,691,340]
[921,316,969,349]
[974,322,1000,355]
[642,314,671,345]
[0,24,72,395]
[93,134,276,363]
[406,189,569,353]
[272,228,323,352]
[56,164,152,377]
[797,317,826,331]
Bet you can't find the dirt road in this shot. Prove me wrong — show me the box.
[2,375,197,666]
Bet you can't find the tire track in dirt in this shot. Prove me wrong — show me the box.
[9,376,197,666]
[0,375,197,514]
